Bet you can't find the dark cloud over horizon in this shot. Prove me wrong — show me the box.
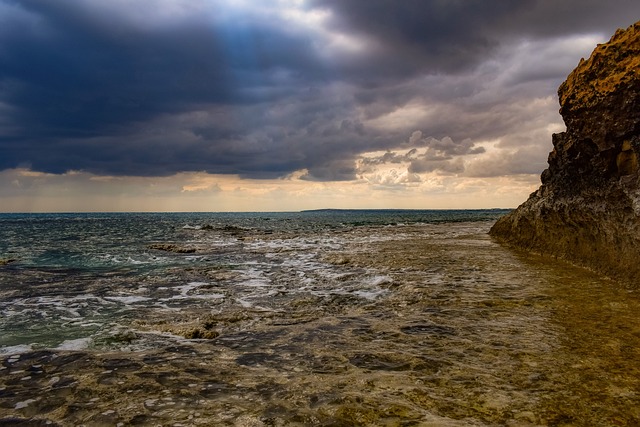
[1,0,639,180]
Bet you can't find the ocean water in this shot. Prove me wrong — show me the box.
[1,210,639,426]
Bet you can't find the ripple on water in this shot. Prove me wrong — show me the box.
[1,218,640,425]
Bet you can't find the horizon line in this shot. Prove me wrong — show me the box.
[0,207,514,215]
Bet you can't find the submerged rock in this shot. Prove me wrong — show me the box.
[490,22,640,283]
[147,243,196,253]
[183,327,219,340]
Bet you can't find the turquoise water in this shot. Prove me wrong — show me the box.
[0,210,507,350]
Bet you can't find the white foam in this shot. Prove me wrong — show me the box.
[247,237,342,253]
[171,282,203,299]
[0,344,33,355]
[55,337,92,351]
[353,289,387,300]
[182,224,201,230]
[368,275,392,286]
[193,293,225,300]
[236,298,253,308]
[238,268,271,288]
[160,282,224,302]
[105,296,151,304]
[242,279,269,288]
[78,322,102,327]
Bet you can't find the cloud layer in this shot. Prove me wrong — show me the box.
[1,0,639,185]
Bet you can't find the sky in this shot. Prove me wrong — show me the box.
[1,0,639,212]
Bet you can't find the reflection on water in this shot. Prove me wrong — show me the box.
[1,216,639,425]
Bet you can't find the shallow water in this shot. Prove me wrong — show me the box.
[1,211,639,426]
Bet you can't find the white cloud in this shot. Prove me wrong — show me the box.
[365,102,439,131]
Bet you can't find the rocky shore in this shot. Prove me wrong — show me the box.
[3,222,640,426]
[490,22,640,284]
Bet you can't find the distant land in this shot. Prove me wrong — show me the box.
[302,208,511,212]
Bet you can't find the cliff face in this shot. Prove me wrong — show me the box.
[490,22,640,283]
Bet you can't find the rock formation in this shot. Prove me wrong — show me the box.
[490,22,640,283]
[147,243,196,253]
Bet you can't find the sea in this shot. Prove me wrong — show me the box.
[1,210,639,426]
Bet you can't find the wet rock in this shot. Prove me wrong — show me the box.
[127,414,152,425]
[97,329,138,347]
[491,22,640,284]
[162,345,196,354]
[235,352,282,367]
[333,404,380,425]
[47,353,92,371]
[85,409,121,426]
[220,225,248,235]
[147,243,196,253]
[303,355,349,374]
[322,254,351,265]
[0,258,17,266]
[401,324,456,337]
[100,358,143,372]
[348,353,413,371]
[183,328,219,340]
[198,224,250,235]
[163,315,222,340]
[0,418,60,426]
[513,411,537,424]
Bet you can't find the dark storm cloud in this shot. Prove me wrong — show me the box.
[0,0,321,134]
[312,0,640,58]
[0,0,336,176]
[1,0,640,180]
[308,0,527,76]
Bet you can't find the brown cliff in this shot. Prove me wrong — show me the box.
[490,22,640,284]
